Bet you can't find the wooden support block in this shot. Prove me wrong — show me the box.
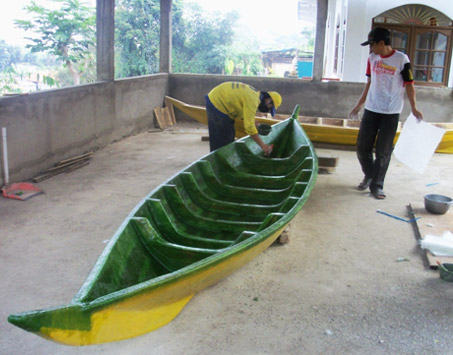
[313,142,356,151]
[317,155,339,174]
[318,166,336,174]
[318,156,339,167]
[277,224,291,244]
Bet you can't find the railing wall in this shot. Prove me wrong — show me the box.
[1,73,451,183]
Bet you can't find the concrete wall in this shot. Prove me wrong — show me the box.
[1,73,452,184]
[169,74,361,118]
[0,74,168,184]
[169,74,453,122]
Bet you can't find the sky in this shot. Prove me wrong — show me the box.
[188,0,306,41]
[0,0,306,48]
[0,0,96,47]
[0,0,33,46]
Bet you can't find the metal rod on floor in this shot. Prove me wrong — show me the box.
[407,203,430,270]
[1,127,9,186]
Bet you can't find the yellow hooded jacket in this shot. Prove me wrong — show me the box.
[207,82,260,136]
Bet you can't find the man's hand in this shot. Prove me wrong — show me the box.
[412,108,423,122]
[250,134,273,156]
[262,144,273,157]
[348,107,360,120]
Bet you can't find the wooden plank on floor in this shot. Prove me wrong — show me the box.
[164,97,177,125]
[154,107,165,129]
[57,152,93,166]
[32,153,92,182]
[155,106,175,129]
[162,107,172,126]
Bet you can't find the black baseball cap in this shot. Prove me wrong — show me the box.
[361,27,390,46]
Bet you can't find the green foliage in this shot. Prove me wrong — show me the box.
[15,0,96,85]
[115,0,161,78]
[0,41,23,71]
[0,64,60,95]
[54,51,95,86]
[225,32,263,76]
[115,0,239,77]
[172,4,238,74]
[225,60,234,75]
[42,74,59,88]
[0,66,22,95]
[300,27,315,52]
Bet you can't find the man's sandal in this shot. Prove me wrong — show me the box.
[357,178,372,191]
[372,188,386,200]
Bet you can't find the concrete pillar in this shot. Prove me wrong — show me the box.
[96,0,115,81]
[160,0,172,73]
[312,0,328,81]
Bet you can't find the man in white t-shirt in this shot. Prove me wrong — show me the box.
[349,27,423,200]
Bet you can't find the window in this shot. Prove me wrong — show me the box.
[373,5,453,87]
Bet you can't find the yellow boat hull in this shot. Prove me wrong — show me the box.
[165,96,453,154]
[36,226,285,345]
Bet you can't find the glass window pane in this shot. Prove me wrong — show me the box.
[414,68,427,81]
[414,51,429,66]
[432,52,446,66]
[433,33,447,50]
[416,32,432,49]
[391,31,408,49]
[431,68,444,83]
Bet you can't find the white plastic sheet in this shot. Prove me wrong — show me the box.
[420,231,453,256]
[393,114,446,174]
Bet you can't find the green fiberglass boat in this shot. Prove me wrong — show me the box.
[8,105,318,345]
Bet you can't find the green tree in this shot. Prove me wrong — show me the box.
[172,4,238,74]
[0,66,22,95]
[300,27,315,52]
[227,49,263,76]
[15,0,96,85]
[225,32,263,76]
[115,0,161,78]
[115,0,238,77]
[0,41,22,71]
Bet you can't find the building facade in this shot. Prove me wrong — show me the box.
[321,0,453,87]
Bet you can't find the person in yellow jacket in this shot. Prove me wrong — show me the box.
[205,81,282,154]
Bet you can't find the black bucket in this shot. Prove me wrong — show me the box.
[424,194,452,215]
[258,124,272,136]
